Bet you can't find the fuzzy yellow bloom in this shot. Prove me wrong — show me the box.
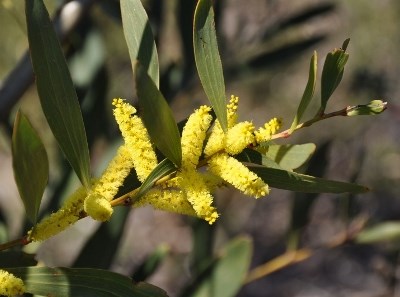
[135,187,197,217]
[92,145,134,201]
[227,94,239,128]
[84,193,113,221]
[255,117,282,143]
[29,186,87,242]
[225,121,255,155]
[181,105,212,170]
[0,270,25,297]
[112,98,157,182]
[204,120,225,157]
[177,170,219,224]
[208,153,269,198]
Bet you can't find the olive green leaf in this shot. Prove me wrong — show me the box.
[25,0,91,188]
[346,100,387,116]
[356,221,400,244]
[320,39,350,113]
[135,62,182,166]
[289,52,317,133]
[194,0,227,131]
[12,111,48,224]
[121,0,159,87]
[5,267,169,297]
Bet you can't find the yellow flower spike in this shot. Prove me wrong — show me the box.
[208,153,269,198]
[134,188,197,217]
[112,98,157,182]
[92,145,133,201]
[84,193,113,222]
[225,121,255,155]
[178,170,219,224]
[204,120,225,157]
[255,117,283,143]
[28,186,88,242]
[0,270,25,297]
[181,105,212,170]
[227,95,239,128]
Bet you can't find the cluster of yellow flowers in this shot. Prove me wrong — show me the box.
[28,95,281,242]
[0,270,25,297]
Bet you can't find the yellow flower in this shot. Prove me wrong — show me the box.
[29,186,87,242]
[225,121,255,155]
[204,120,225,157]
[135,187,197,217]
[92,145,134,201]
[84,193,113,222]
[0,270,25,297]
[227,94,239,128]
[112,98,157,182]
[178,170,219,224]
[181,105,212,170]
[255,117,282,143]
[208,153,269,198]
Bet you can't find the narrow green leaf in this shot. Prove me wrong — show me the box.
[12,111,48,224]
[191,237,252,297]
[248,165,369,194]
[25,0,91,188]
[121,0,159,87]
[356,222,400,244]
[5,267,169,297]
[290,52,317,133]
[236,148,283,169]
[135,62,182,166]
[134,158,177,202]
[194,0,227,131]
[264,143,316,171]
[346,100,387,116]
[320,39,350,112]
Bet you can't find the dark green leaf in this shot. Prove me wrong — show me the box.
[25,0,91,188]
[193,0,227,131]
[121,0,159,87]
[134,158,177,202]
[356,222,400,244]
[264,143,316,171]
[5,267,169,297]
[290,52,317,133]
[320,39,350,112]
[249,165,369,193]
[12,111,48,224]
[135,63,182,166]
[236,148,282,169]
[190,237,252,297]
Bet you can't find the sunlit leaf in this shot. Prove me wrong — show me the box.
[135,62,182,166]
[264,143,316,171]
[290,52,317,133]
[121,0,159,87]
[12,111,48,224]
[25,0,91,188]
[134,158,177,202]
[320,39,350,113]
[194,0,227,131]
[5,267,169,297]
[248,165,369,193]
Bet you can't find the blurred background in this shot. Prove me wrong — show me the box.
[0,0,399,296]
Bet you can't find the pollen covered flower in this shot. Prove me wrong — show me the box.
[225,121,255,155]
[204,120,225,157]
[0,270,25,297]
[255,117,282,143]
[208,153,269,198]
[181,105,212,170]
[84,193,113,221]
[28,186,87,242]
[134,188,197,217]
[227,94,239,128]
[92,145,134,201]
[112,98,157,182]
[178,170,219,224]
